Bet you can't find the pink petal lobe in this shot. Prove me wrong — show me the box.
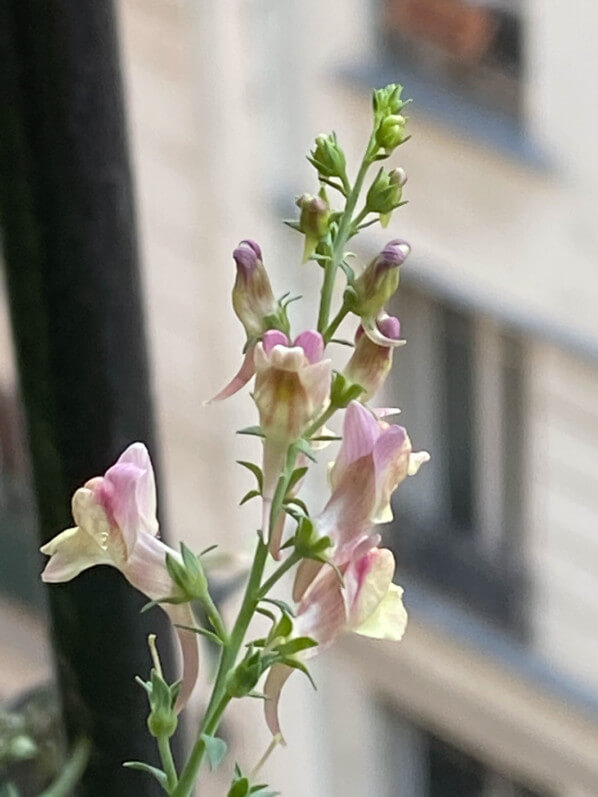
[294,330,324,363]
[166,603,200,713]
[262,330,290,354]
[331,402,380,487]
[264,663,293,740]
[206,347,256,403]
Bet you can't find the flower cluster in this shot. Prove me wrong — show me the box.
[39,83,429,796]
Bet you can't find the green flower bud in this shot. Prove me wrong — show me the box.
[308,132,347,180]
[353,239,410,318]
[365,167,406,221]
[296,193,330,262]
[146,670,179,738]
[165,543,208,603]
[329,371,365,409]
[226,650,262,698]
[375,114,407,152]
[373,83,405,117]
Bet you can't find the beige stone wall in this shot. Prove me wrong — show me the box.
[528,342,598,688]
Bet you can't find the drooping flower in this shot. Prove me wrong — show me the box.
[265,544,407,737]
[208,240,280,403]
[40,443,199,712]
[254,330,331,557]
[293,400,428,600]
[343,314,405,401]
[352,240,410,346]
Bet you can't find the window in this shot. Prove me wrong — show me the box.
[379,0,524,118]
[380,709,554,797]
[389,285,528,635]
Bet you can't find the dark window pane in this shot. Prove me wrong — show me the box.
[428,733,484,797]
[502,333,525,554]
[442,306,475,534]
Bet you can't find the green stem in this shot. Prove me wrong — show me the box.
[39,738,90,797]
[323,302,350,344]
[258,552,301,599]
[304,404,337,440]
[172,540,269,797]
[317,141,375,334]
[350,207,370,232]
[158,735,178,792]
[202,591,229,644]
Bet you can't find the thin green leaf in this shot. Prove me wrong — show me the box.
[260,597,295,617]
[251,789,280,797]
[285,497,309,514]
[199,543,219,557]
[237,461,264,491]
[280,658,317,690]
[255,606,277,624]
[237,425,265,438]
[123,762,168,790]
[276,637,318,656]
[294,438,316,462]
[174,624,224,646]
[329,338,354,347]
[286,466,308,493]
[228,778,250,797]
[201,734,228,771]
[271,613,293,640]
[240,489,261,506]
[247,691,268,700]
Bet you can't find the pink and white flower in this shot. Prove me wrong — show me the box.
[254,330,331,557]
[40,443,199,712]
[293,400,428,600]
[265,544,407,737]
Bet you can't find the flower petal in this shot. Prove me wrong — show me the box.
[165,603,200,713]
[264,663,293,740]
[40,526,110,582]
[294,330,324,364]
[206,347,256,403]
[346,548,395,629]
[292,558,324,602]
[296,566,346,646]
[106,442,159,539]
[355,583,407,641]
[330,402,380,488]
[123,533,200,712]
[362,315,407,348]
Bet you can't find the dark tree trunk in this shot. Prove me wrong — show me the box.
[0,2,181,794]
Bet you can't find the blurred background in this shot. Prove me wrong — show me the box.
[1,0,598,795]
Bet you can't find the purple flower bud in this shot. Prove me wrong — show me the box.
[232,240,278,340]
[233,239,262,281]
[345,315,403,400]
[377,315,401,340]
[375,239,411,273]
[353,240,410,319]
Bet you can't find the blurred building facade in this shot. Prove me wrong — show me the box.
[2,0,598,795]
